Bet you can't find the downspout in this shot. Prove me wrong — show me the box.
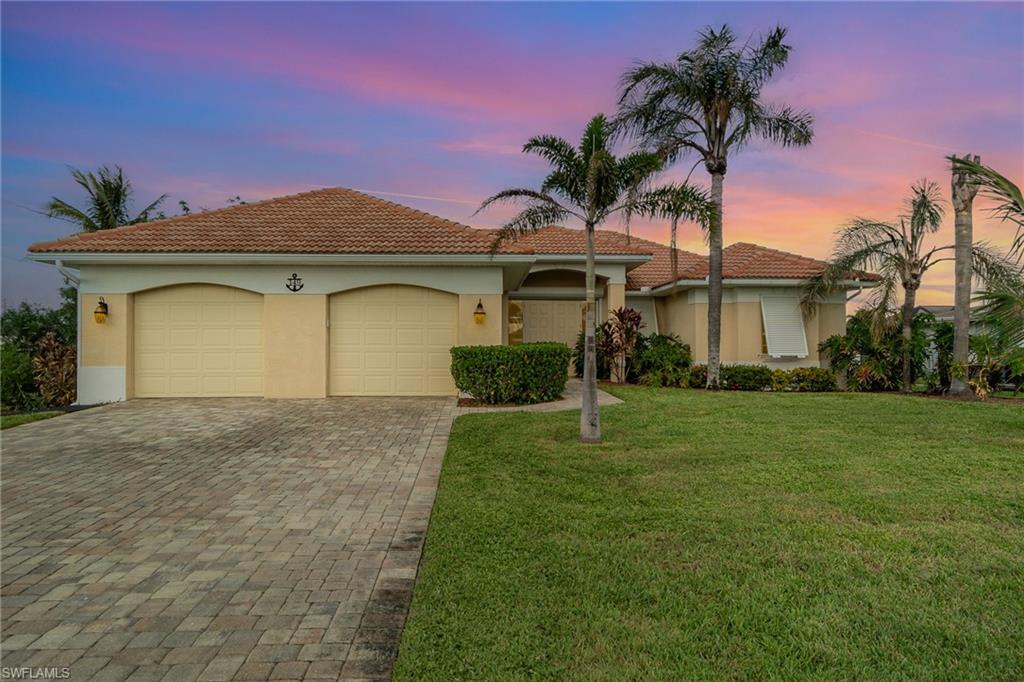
[55,259,80,287]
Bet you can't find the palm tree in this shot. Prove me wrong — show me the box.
[951,157,1024,384]
[477,114,712,442]
[616,25,814,388]
[46,165,167,232]
[948,156,1024,259]
[802,180,1019,393]
[948,154,981,395]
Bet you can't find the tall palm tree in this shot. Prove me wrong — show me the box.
[949,156,1024,259]
[617,25,814,388]
[802,180,1019,392]
[948,154,981,395]
[46,165,167,232]
[951,157,1024,380]
[477,114,712,442]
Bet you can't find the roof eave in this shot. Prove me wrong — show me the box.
[26,251,538,266]
[641,277,877,295]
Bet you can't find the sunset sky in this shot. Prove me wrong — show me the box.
[3,2,1022,308]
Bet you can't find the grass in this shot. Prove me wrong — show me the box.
[0,411,62,430]
[395,388,1024,680]
[992,390,1022,400]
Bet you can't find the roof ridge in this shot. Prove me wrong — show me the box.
[333,186,486,240]
[726,241,825,264]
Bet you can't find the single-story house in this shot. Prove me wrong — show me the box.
[28,187,871,402]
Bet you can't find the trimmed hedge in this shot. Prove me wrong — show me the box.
[772,367,836,392]
[687,364,834,391]
[451,343,571,404]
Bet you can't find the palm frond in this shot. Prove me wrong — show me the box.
[523,135,580,172]
[747,103,814,148]
[975,287,1024,348]
[800,238,892,314]
[476,188,576,217]
[45,197,99,232]
[970,242,1024,290]
[906,179,945,235]
[131,194,169,224]
[489,203,571,252]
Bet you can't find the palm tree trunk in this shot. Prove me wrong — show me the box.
[669,215,680,296]
[901,285,918,392]
[580,221,601,443]
[950,158,978,396]
[706,172,724,389]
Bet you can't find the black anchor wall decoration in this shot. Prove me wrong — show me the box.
[285,273,304,292]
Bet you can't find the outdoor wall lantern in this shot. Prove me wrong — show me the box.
[94,297,109,324]
[473,299,487,324]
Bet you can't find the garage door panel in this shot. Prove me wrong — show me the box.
[234,353,263,371]
[365,328,393,346]
[365,306,394,323]
[520,300,601,346]
[396,328,424,345]
[396,353,425,370]
[365,352,393,370]
[329,285,457,396]
[134,284,264,397]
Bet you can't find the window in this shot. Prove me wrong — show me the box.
[760,296,808,358]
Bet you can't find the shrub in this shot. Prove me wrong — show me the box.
[1,343,44,412]
[573,327,611,381]
[636,334,691,387]
[689,364,707,388]
[451,343,571,404]
[33,334,76,407]
[605,307,646,383]
[720,364,774,391]
[689,364,772,390]
[1,288,77,353]
[771,367,836,392]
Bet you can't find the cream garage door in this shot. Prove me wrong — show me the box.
[521,300,599,346]
[134,285,264,397]
[330,285,458,396]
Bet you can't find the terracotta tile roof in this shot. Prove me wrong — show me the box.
[624,238,878,289]
[28,187,533,255]
[488,225,654,256]
[492,226,849,288]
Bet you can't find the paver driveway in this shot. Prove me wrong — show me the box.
[1,397,455,681]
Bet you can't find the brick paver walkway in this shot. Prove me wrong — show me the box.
[1,397,455,680]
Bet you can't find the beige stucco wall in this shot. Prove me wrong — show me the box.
[80,293,131,368]
[818,302,846,343]
[604,283,625,318]
[79,292,134,402]
[264,294,327,399]
[655,291,844,367]
[458,294,503,346]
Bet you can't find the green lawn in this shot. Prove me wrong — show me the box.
[395,388,1024,680]
[0,411,62,430]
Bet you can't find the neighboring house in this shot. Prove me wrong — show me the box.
[28,187,871,402]
[914,305,987,374]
